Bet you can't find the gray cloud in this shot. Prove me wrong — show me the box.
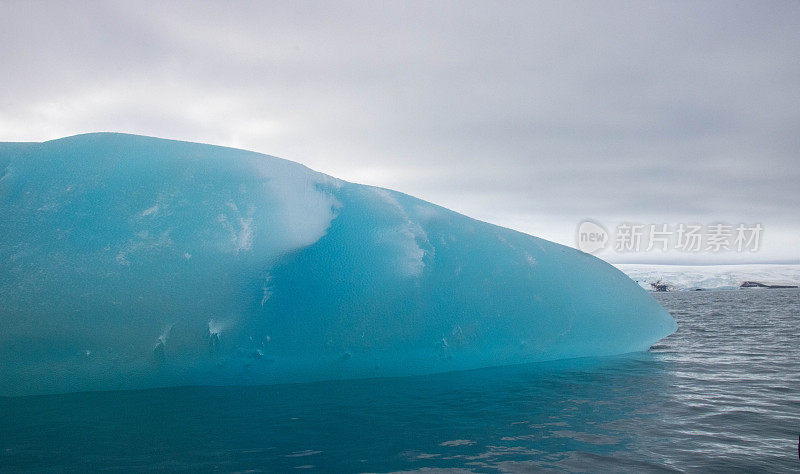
[1,0,798,263]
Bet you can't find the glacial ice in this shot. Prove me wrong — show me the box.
[616,263,800,291]
[0,133,677,396]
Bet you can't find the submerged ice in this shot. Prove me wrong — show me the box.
[0,134,676,396]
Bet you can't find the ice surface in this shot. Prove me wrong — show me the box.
[0,134,676,396]
[615,264,800,291]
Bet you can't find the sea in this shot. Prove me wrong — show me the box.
[1,289,798,472]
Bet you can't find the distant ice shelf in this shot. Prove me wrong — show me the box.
[0,133,676,396]
[615,264,800,291]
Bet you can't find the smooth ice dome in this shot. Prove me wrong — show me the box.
[0,133,677,396]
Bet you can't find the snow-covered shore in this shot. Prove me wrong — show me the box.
[614,264,800,291]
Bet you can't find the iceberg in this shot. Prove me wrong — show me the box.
[0,133,676,396]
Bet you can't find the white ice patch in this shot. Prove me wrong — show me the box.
[36,201,60,212]
[158,324,173,344]
[141,204,159,217]
[207,158,343,258]
[115,228,173,264]
[235,217,254,252]
[261,274,273,307]
[115,251,130,266]
[0,165,13,183]
[395,225,426,277]
[217,212,255,254]
[412,203,440,222]
[208,318,233,337]
[259,165,341,253]
[372,188,429,277]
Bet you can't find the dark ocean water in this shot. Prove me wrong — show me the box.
[2,289,798,472]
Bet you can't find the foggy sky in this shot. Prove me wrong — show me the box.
[2,0,798,263]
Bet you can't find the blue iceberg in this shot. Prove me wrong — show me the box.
[0,133,676,396]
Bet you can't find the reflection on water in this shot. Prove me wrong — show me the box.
[1,289,798,472]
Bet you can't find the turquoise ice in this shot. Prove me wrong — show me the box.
[0,134,676,396]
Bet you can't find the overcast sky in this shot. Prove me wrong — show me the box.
[2,0,798,263]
